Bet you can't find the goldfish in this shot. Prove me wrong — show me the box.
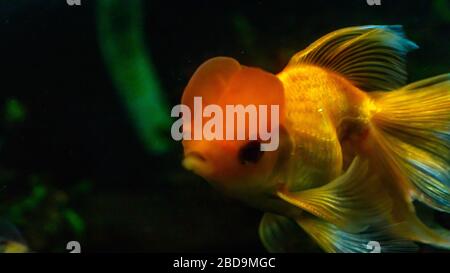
[180,25,450,252]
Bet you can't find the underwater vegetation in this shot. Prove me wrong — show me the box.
[0,176,89,252]
[97,0,172,154]
[4,99,26,124]
[0,98,88,252]
[433,0,450,23]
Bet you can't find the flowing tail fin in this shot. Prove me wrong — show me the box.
[259,213,418,253]
[367,74,450,249]
[369,74,450,213]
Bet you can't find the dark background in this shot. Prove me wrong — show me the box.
[0,0,449,252]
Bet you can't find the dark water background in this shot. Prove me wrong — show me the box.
[0,0,449,252]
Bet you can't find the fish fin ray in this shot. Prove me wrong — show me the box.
[278,156,391,232]
[287,25,418,91]
[370,74,450,212]
[296,216,418,253]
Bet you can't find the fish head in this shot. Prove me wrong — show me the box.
[181,57,289,194]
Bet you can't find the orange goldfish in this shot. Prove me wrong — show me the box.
[180,25,450,252]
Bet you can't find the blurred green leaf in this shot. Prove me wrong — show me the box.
[64,209,85,236]
[434,0,450,23]
[97,0,172,154]
[4,98,26,123]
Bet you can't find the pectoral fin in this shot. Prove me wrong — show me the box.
[277,156,391,232]
[297,215,418,253]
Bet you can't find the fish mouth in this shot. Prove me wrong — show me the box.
[182,152,213,177]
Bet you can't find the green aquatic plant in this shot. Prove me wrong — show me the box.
[4,98,26,124]
[0,176,90,251]
[63,209,85,236]
[97,0,171,154]
[434,0,450,23]
[6,180,48,224]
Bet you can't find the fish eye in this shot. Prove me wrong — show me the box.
[238,140,264,165]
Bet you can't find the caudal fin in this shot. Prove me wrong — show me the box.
[259,212,417,253]
[370,74,450,213]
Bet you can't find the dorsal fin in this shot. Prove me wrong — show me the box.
[286,25,418,91]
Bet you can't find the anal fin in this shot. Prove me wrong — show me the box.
[277,156,391,232]
[296,215,418,253]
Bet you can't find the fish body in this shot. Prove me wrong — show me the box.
[180,25,450,252]
[278,64,370,189]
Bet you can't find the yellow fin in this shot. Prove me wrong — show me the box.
[296,215,418,253]
[286,25,418,91]
[401,203,450,249]
[277,157,391,232]
[370,74,450,212]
